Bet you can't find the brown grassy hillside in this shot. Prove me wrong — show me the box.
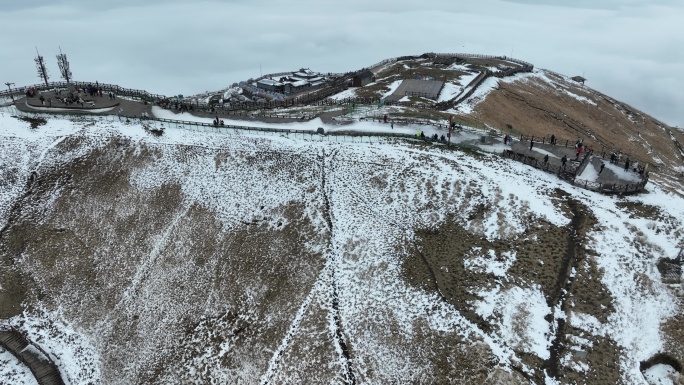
[351,56,683,192]
[462,70,684,190]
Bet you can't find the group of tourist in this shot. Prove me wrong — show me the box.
[415,131,447,143]
[609,152,624,164]
[24,87,38,98]
[38,95,51,106]
[34,89,84,107]
[83,83,103,98]
[56,92,87,107]
[449,121,463,131]
[623,158,645,174]
[22,83,120,108]
[608,152,645,174]
[525,134,647,178]
[213,116,225,126]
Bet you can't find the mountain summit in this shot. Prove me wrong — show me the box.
[1,54,683,385]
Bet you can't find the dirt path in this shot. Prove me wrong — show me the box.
[543,198,586,379]
[319,149,356,385]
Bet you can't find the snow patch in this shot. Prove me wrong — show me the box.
[475,285,552,359]
[463,248,516,277]
[643,364,681,385]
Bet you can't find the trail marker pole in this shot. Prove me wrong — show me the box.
[448,115,452,147]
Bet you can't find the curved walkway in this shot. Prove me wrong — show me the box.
[8,89,648,195]
[506,140,648,194]
[13,94,344,124]
[16,93,151,118]
[0,327,65,385]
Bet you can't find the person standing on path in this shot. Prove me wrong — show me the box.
[544,154,549,164]
[561,155,567,169]
[599,162,605,175]
[624,159,630,171]
[530,139,534,151]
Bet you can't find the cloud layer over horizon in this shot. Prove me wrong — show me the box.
[2,0,682,126]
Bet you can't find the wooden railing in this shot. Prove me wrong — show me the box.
[405,91,439,99]
[435,70,491,110]
[7,103,494,150]
[502,149,648,194]
[0,324,65,385]
[7,98,648,195]
[430,52,534,69]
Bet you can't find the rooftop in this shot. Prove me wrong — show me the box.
[290,80,309,87]
[356,69,374,79]
[257,79,283,86]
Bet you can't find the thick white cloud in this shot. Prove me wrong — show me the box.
[1,0,682,126]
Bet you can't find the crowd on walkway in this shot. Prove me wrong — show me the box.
[157,98,194,113]
[608,152,646,175]
[414,130,448,143]
[22,81,121,109]
[213,116,225,126]
[11,82,652,189]
[504,130,648,192]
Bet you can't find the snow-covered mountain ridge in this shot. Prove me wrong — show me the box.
[0,103,682,384]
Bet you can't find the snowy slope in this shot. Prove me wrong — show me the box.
[0,112,682,384]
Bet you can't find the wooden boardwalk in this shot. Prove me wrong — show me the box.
[13,93,340,124]
[510,140,646,184]
[0,328,65,385]
[507,140,648,193]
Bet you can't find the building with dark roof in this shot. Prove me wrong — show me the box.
[292,68,318,79]
[256,68,332,95]
[256,79,284,93]
[284,80,311,94]
[352,70,375,87]
[571,76,586,85]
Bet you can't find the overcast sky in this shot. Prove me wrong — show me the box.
[1,0,682,127]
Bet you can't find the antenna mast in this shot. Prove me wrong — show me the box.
[34,47,50,87]
[56,46,73,84]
